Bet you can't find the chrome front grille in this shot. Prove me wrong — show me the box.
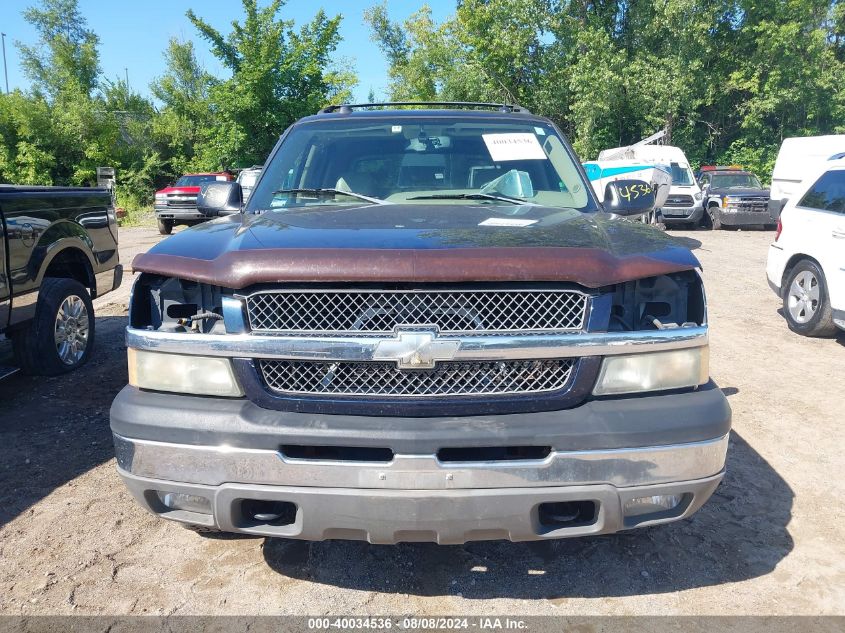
[245,289,589,334]
[259,359,577,398]
[728,196,769,212]
[166,194,197,208]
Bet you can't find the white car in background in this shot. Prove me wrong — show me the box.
[236,166,263,202]
[767,158,845,336]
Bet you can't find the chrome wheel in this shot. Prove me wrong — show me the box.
[787,270,820,324]
[54,294,90,365]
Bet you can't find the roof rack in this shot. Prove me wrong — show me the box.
[318,102,532,115]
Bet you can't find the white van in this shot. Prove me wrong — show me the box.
[581,159,672,209]
[597,144,704,226]
[769,135,845,221]
[236,166,263,202]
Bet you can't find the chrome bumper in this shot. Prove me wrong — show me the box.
[125,324,709,362]
[660,204,703,221]
[114,433,728,490]
[115,431,727,543]
[154,207,203,221]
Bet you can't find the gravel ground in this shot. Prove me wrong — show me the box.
[0,225,843,616]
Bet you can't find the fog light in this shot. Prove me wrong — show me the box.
[157,491,212,515]
[623,494,682,517]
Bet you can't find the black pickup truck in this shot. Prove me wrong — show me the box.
[0,186,122,378]
[699,168,773,229]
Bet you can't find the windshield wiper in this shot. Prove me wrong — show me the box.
[272,188,386,204]
[407,192,527,205]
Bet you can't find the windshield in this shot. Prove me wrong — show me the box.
[246,116,595,212]
[711,173,763,189]
[175,174,225,186]
[670,162,695,186]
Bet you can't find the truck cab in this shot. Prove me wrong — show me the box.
[1,186,122,377]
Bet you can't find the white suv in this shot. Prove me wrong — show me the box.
[767,158,845,336]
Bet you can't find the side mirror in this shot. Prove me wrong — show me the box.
[197,181,243,217]
[603,179,657,216]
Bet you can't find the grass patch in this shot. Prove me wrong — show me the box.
[118,205,156,228]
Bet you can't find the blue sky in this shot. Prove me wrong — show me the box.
[1,1,454,102]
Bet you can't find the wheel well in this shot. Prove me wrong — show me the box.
[781,254,822,289]
[42,248,95,291]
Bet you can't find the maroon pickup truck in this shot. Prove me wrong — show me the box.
[112,103,730,544]
[153,172,234,235]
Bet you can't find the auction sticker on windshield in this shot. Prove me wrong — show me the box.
[479,218,538,227]
[483,133,546,161]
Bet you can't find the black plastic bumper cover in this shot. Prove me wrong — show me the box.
[110,381,731,455]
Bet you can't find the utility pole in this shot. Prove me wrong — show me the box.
[125,67,129,90]
[1,33,9,94]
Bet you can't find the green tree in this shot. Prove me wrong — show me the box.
[0,90,56,184]
[721,0,844,174]
[187,0,355,167]
[365,0,845,177]
[150,38,214,175]
[16,0,100,99]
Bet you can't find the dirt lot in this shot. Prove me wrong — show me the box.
[0,225,843,616]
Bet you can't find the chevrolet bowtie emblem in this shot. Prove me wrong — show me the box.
[372,328,460,369]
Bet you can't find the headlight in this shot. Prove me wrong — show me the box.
[693,192,703,201]
[154,193,167,203]
[128,349,244,397]
[592,346,709,396]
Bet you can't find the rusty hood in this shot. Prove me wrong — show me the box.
[131,203,700,289]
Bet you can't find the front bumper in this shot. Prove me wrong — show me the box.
[660,204,704,224]
[118,467,724,544]
[111,383,730,543]
[718,207,773,226]
[154,206,204,222]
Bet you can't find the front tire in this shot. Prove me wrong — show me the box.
[705,206,722,230]
[12,278,96,376]
[782,260,837,337]
[157,218,174,235]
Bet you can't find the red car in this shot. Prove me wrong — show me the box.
[153,172,234,235]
